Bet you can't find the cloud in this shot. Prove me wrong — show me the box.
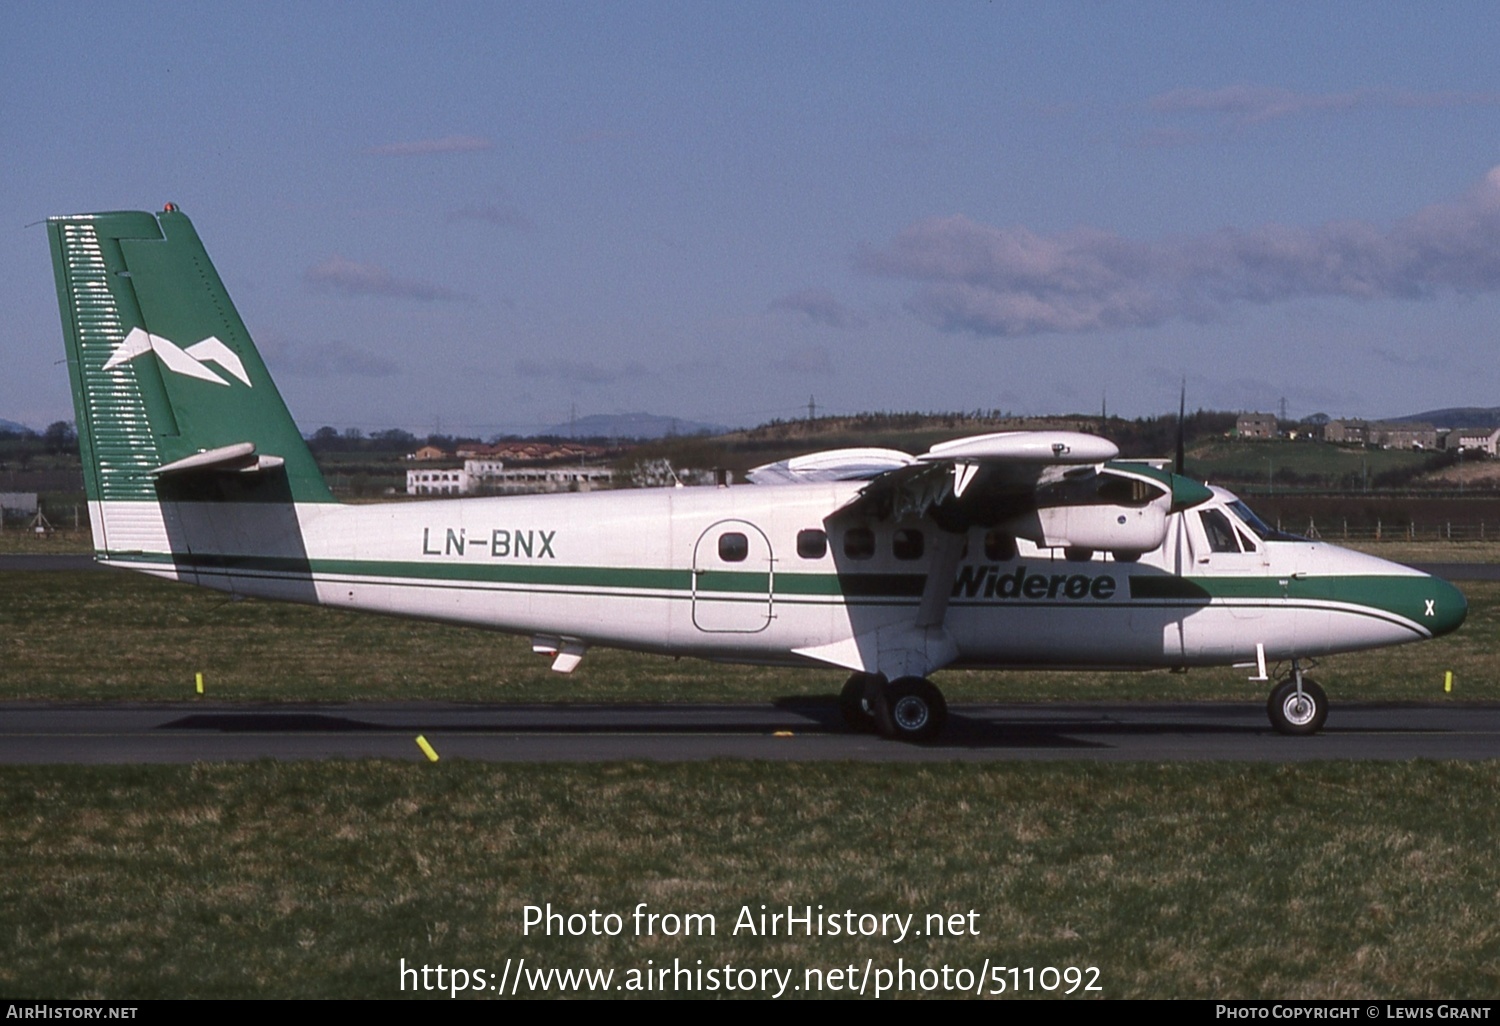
[1132,126,1202,150]
[1150,86,1500,128]
[305,256,468,301]
[447,203,535,232]
[772,347,834,375]
[1366,346,1435,371]
[262,338,399,378]
[364,135,493,156]
[857,166,1500,338]
[515,358,648,385]
[770,287,865,329]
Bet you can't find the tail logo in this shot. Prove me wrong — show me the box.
[102,327,252,387]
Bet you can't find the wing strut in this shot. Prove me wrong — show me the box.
[916,530,965,629]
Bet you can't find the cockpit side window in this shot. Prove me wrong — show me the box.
[1198,509,1242,553]
[1226,499,1305,542]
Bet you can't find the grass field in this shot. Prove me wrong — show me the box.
[1185,439,1432,486]
[3,562,1498,1000]
[2,761,1498,999]
[2,569,1493,703]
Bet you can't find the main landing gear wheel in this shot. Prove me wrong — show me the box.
[1266,675,1328,736]
[839,673,881,734]
[874,676,948,743]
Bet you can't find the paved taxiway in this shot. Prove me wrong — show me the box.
[4,701,1500,763]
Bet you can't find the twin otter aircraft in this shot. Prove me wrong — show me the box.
[48,206,1466,741]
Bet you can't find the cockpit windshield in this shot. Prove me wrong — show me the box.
[1226,499,1306,542]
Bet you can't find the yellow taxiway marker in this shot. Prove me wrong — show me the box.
[1445,670,1454,694]
[415,735,440,762]
[773,731,794,738]
[195,672,204,696]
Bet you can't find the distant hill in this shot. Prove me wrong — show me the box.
[1394,407,1500,429]
[539,412,730,440]
[0,418,31,435]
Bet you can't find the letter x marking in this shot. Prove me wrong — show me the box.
[1424,599,1436,617]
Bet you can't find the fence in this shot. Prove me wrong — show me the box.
[1284,518,1492,542]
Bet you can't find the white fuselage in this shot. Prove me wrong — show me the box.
[91,481,1462,678]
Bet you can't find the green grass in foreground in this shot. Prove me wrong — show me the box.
[2,761,1497,999]
[1,571,1493,704]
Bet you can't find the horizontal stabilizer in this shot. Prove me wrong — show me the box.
[150,441,285,477]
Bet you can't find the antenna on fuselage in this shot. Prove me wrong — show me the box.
[1175,378,1187,476]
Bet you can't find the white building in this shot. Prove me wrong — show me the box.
[407,460,614,496]
[406,467,469,495]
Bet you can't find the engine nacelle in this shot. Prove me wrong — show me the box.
[1015,502,1168,555]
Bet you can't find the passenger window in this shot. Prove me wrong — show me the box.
[718,532,749,562]
[1236,529,1258,553]
[983,530,1017,561]
[797,529,828,559]
[844,526,875,560]
[893,528,924,560]
[1198,510,1241,553]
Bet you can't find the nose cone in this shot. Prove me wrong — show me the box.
[1424,575,1468,638]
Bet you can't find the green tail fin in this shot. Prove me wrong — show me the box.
[51,204,336,564]
[49,206,333,564]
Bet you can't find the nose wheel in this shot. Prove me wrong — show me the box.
[1266,668,1327,736]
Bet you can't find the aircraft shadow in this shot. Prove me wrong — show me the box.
[154,697,1445,751]
[157,708,1108,749]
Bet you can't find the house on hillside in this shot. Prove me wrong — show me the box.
[1324,419,1437,449]
[1236,413,1278,438]
[1447,427,1500,456]
[1323,419,1368,445]
[1372,423,1438,450]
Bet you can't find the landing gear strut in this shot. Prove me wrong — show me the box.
[839,673,949,742]
[1266,661,1328,736]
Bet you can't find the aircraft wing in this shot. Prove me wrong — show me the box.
[838,431,1119,527]
[750,430,1212,550]
[744,447,918,484]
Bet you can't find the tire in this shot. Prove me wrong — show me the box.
[1267,676,1328,736]
[839,673,880,733]
[874,677,948,742]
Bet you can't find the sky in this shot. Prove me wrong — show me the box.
[6,1,1500,437]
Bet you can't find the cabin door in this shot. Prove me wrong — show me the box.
[692,520,774,633]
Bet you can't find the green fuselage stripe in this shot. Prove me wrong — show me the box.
[103,549,1433,625]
